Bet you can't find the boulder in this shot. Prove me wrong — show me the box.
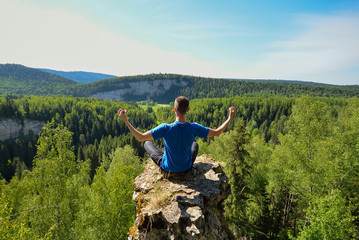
[128,155,234,240]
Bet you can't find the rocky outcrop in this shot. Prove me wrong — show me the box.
[128,155,234,240]
[0,119,44,141]
[90,79,188,101]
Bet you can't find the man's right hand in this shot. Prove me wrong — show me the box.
[118,108,128,122]
[228,106,235,120]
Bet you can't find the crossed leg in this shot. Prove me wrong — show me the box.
[144,141,199,168]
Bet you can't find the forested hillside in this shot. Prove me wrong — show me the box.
[38,68,117,83]
[1,95,358,239]
[73,74,359,102]
[0,64,77,96]
[190,96,359,239]
[1,64,359,102]
[0,96,155,180]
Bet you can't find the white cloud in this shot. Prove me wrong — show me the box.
[0,0,223,76]
[236,13,359,84]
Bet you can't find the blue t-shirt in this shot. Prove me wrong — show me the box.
[151,121,209,172]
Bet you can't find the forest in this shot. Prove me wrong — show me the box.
[2,64,359,103]
[0,94,358,239]
[0,64,77,96]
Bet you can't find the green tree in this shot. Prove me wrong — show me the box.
[73,145,143,239]
[214,120,252,237]
[15,121,89,239]
[269,96,359,237]
[0,191,31,240]
[297,191,356,240]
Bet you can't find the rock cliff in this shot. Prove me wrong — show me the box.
[90,79,188,101]
[128,155,234,240]
[0,118,44,141]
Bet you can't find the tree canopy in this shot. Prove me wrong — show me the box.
[0,95,358,239]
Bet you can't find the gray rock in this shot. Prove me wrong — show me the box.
[0,118,44,141]
[128,155,234,240]
[90,79,189,101]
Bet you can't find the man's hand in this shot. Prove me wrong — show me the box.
[228,106,235,120]
[208,106,236,137]
[118,108,128,122]
[117,108,153,142]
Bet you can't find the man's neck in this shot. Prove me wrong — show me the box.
[176,115,186,123]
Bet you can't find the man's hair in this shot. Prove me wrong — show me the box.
[175,96,189,115]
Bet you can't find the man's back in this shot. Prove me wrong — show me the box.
[151,121,209,172]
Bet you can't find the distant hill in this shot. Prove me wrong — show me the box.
[0,64,77,96]
[72,73,359,103]
[38,68,117,83]
[234,78,333,86]
[1,64,358,102]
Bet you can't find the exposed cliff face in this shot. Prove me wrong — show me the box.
[128,155,234,240]
[0,119,44,141]
[90,79,188,101]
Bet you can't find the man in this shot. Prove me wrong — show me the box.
[118,96,235,173]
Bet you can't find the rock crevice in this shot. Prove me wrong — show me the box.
[128,155,234,240]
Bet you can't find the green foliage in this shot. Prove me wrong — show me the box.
[187,96,294,143]
[204,119,257,237]
[297,191,356,240]
[0,191,31,240]
[2,64,359,102]
[0,122,143,239]
[215,121,274,239]
[73,146,143,239]
[1,94,359,239]
[72,74,359,103]
[16,121,86,239]
[0,96,156,180]
[0,64,77,96]
[266,96,359,238]
[270,97,336,200]
[242,135,273,235]
[199,96,359,239]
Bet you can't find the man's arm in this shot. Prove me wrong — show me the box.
[118,108,154,142]
[207,106,235,137]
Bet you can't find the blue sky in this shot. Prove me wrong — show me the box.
[1,0,359,85]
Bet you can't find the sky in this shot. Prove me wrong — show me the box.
[1,0,359,85]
